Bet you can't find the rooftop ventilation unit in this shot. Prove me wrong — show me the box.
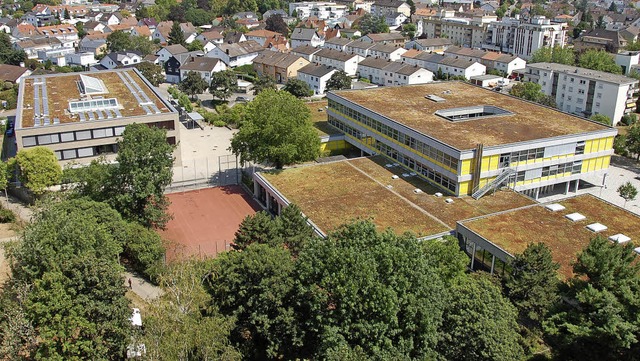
[425,94,446,102]
[545,203,566,212]
[586,223,608,232]
[565,212,586,222]
[609,234,631,244]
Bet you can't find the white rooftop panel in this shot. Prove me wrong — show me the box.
[586,223,608,232]
[545,203,566,212]
[565,213,586,222]
[79,74,107,95]
[609,234,631,243]
[634,247,640,254]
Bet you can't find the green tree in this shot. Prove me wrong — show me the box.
[265,14,289,35]
[209,69,238,100]
[609,1,618,11]
[617,181,638,208]
[627,40,640,51]
[4,199,131,360]
[75,21,86,38]
[142,260,242,360]
[406,0,416,14]
[13,147,62,195]
[186,39,204,51]
[230,89,320,168]
[134,62,164,86]
[544,236,640,360]
[0,32,26,65]
[232,210,281,250]
[421,235,469,286]
[106,30,132,52]
[325,70,351,91]
[179,71,208,100]
[590,113,612,126]
[62,156,114,201]
[578,49,622,74]
[401,23,417,39]
[505,243,560,327]
[0,161,8,199]
[210,243,301,359]
[509,82,545,101]
[123,222,165,279]
[63,8,70,19]
[437,274,525,361]
[595,15,606,29]
[110,123,175,228]
[284,78,312,98]
[130,35,156,56]
[252,74,277,95]
[355,13,389,35]
[627,124,640,159]
[168,21,186,45]
[296,220,447,359]
[530,46,575,65]
[185,8,213,26]
[274,203,314,256]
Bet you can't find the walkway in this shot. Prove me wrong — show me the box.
[124,271,164,301]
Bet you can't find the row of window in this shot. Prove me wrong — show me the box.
[54,144,116,161]
[499,141,585,166]
[22,121,176,148]
[327,116,458,193]
[542,161,582,177]
[328,100,459,171]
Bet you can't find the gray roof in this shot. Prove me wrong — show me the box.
[370,42,404,53]
[363,33,405,42]
[216,40,262,57]
[253,50,307,68]
[373,0,407,8]
[292,44,324,55]
[358,57,394,69]
[175,51,206,65]
[347,39,377,50]
[298,63,335,77]
[105,51,142,63]
[416,52,478,68]
[411,38,453,47]
[291,28,320,41]
[180,57,222,71]
[526,62,638,85]
[79,37,106,48]
[162,44,188,55]
[395,64,428,75]
[325,37,352,46]
[315,48,360,61]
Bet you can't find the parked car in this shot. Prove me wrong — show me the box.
[235,96,249,102]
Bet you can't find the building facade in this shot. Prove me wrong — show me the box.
[15,69,180,165]
[325,82,615,199]
[525,63,639,126]
[483,16,567,60]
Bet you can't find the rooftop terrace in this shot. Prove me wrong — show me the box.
[18,69,172,129]
[260,156,534,236]
[458,194,640,279]
[331,82,610,150]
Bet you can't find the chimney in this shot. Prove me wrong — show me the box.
[226,48,229,55]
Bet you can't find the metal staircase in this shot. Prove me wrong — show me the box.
[471,168,516,199]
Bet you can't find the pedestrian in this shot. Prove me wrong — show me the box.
[128,278,132,289]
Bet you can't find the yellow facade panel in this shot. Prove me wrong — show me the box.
[459,181,470,195]
[460,159,472,175]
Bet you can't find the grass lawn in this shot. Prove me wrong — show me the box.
[305,100,338,136]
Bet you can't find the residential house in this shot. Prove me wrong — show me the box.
[138,18,158,30]
[368,43,407,61]
[404,38,453,52]
[386,12,408,28]
[360,32,406,44]
[246,29,284,47]
[0,64,31,84]
[615,51,640,75]
[235,17,261,29]
[289,2,348,21]
[65,52,98,66]
[291,28,324,48]
[357,57,433,85]
[574,28,626,53]
[313,48,364,76]
[83,20,106,33]
[15,37,64,59]
[443,46,526,75]
[371,0,411,17]
[297,63,337,95]
[131,25,152,40]
[345,39,376,57]
[36,24,78,45]
[223,31,247,44]
[205,40,263,67]
[197,30,224,45]
[233,11,259,20]
[292,44,324,61]
[324,28,340,40]
[620,26,640,43]
[263,9,287,20]
[525,62,639,125]
[339,28,362,38]
[164,51,205,83]
[179,56,227,83]
[152,21,172,43]
[323,37,352,51]
[411,52,486,79]
[252,50,310,83]
[156,44,188,64]
[99,51,142,69]
[12,22,37,39]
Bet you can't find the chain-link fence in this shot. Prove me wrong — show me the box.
[167,154,241,193]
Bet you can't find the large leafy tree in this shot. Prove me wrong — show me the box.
[252,74,277,95]
[544,236,640,360]
[504,243,560,327]
[437,273,525,361]
[168,21,186,45]
[179,71,208,100]
[210,243,302,359]
[265,14,288,35]
[13,146,62,195]
[578,49,623,74]
[590,113,612,126]
[230,89,320,168]
[296,220,447,359]
[142,260,241,360]
[530,45,575,65]
[0,32,26,65]
[283,78,312,98]
[3,199,131,360]
[110,123,175,228]
[326,70,351,91]
[209,70,238,101]
[106,30,132,52]
[135,62,165,86]
[509,82,556,107]
[355,13,389,34]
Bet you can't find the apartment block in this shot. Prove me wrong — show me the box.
[483,16,567,60]
[525,63,638,125]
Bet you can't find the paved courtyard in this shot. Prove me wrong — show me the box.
[540,157,640,215]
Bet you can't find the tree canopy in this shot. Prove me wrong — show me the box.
[168,21,186,45]
[13,146,62,195]
[135,62,164,86]
[590,113,612,126]
[356,13,389,35]
[179,71,208,99]
[578,49,623,74]
[530,45,575,65]
[230,89,320,168]
[326,70,352,91]
[509,82,556,108]
[209,70,238,100]
[265,14,288,36]
[283,78,312,98]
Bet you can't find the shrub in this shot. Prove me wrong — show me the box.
[0,208,15,223]
[213,120,226,127]
[621,114,637,126]
[123,222,165,280]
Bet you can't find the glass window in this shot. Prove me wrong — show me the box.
[23,136,37,147]
[60,132,74,142]
[76,130,91,140]
[77,147,94,158]
[114,126,125,136]
[93,128,107,138]
[62,149,77,159]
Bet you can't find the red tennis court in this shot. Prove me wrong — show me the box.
[159,186,261,262]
